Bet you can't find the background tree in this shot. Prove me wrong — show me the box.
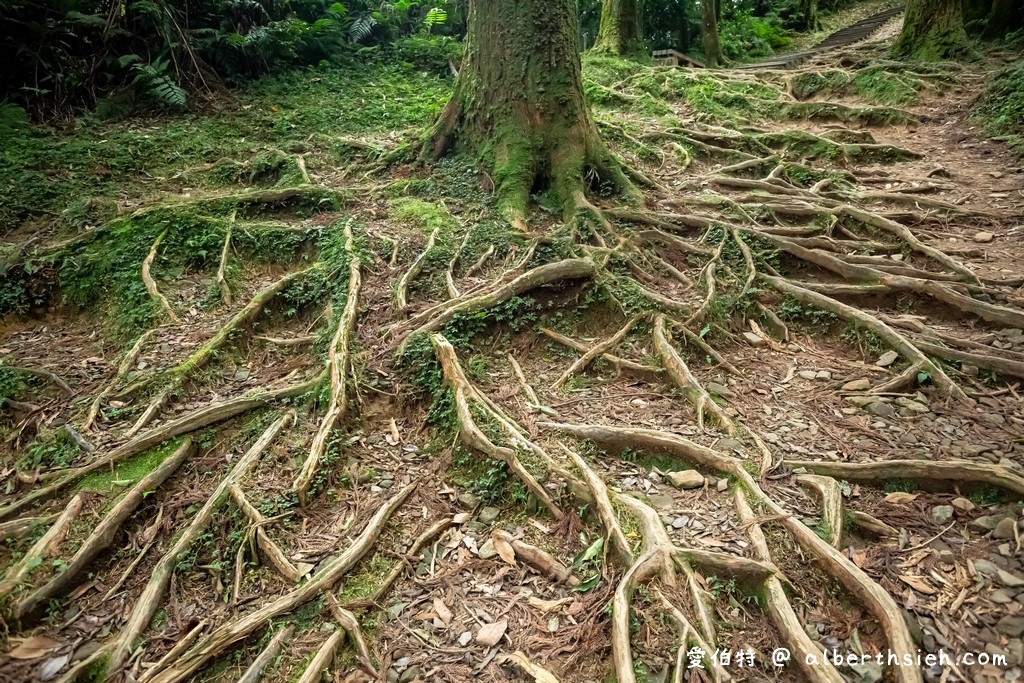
[425,0,639,229]
[593,0,648,57]
[892,0,972,59]
[700,0,722,66]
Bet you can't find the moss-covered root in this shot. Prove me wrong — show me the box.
[141,229,181,324]
[0,494,84,601]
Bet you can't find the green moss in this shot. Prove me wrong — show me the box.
[852,67,920,106]
[336,553,394,603]
[77,439,183,493]
[976,60,1024,156]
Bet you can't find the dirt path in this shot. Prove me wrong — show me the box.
[1,25,1022,683]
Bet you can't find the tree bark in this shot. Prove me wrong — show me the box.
[798,0,819,31]
[892,0,971,60]
[700,0,721,67]
[982,0,1024,39]
[425,0,639,229]
[594,0,647,58]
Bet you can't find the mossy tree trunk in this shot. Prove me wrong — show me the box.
[425,0,638,229]
[594,0,647,58]
[798,0,819,31]
[700,0,721,67]
[982,0,1024,39]
[892,0,971,60]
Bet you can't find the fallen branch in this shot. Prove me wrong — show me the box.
[539,327,662,381]
[236,625,293,683]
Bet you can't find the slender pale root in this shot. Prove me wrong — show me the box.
[551,313,644,390]
[236,625,294,683]
[296,630,345,683]
[142,229,181,324]
[0,494,83,600]
[294,221,361,505]
[83,329,155,431]
[796,474,844,548]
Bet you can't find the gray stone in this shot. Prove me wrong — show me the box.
[387,669,400,683]
[400,665,421,683]
[876,351,900,367]
[479,507,501,524]
[387,602,408,621]
[961,364,980,377]
[974,231,995,243]
[671,516,689,529]
[816,370,832,380]
[842,378,871,391]
[951,497,976,513]
[991,589,1015,604]
[478,538,497,560]
[865,401,896,419]
[798,370,818,380]
[972,515,1005,532]
[997,616,1024,638]
[931,506,955,524]
[666,470,705,489]
[717,438,744,451]
[647,493,675,510]
[849,660,884,683]
[974,559,1000,577]
[716,478,729,492]
[458,492,480,508]
[707,381,734,398]
[997,569,1024,588]
[742,332,765,347]
[994,517,1018,540]
[895,397,929,414]
[846,396,876,407]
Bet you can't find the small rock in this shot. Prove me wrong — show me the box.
[479,507,500,524]
[842,378,871,391]
[387,602,407,621]
[865,401,896,419]
[717,438,744,451]
[973,558,999,577]
[931,506,955,524]
[951,497,976,513]
[478,538,497,560]
[961,364,980,377]
[671,516,689,529]
[850,660,884,683]
[846,395,876,407]
[998,616,1024,638]
[742,332,765,347]
[997,569,1024,588]
[387,669,400,683]
[666,470,705,489]
[706,381,734,398]
[991,588,1015,604]
[875,350,899,367]
[815,370,832,380]
[895,397,929,414]
[716,478,729,492]
[458,492,480,508]
[973,231,995,243]
[798,370,818,380]
[459,631,473,646]
[994,517,1018,540]
[647,493,675,510]
[234,368,251,381]
[971,515,1004,532]
[400,665,421,683]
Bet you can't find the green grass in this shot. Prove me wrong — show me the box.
[976,59,1024,156]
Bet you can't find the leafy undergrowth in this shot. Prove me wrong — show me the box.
[976,59,1024,155]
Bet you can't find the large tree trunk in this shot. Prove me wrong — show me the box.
[594,0,647,58]
[982,0,1024,39]
[892,0,971,60]
[798,0,819,31]
[700,0,721,67]
[425,0,638,229]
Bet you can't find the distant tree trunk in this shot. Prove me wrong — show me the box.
[798,0,819,31]
[594,0,647,57]
[982,0,1024,39]
[701,0,721,67]
[680,12,691,52]
[425,0,638,229]
[892,0,971,59]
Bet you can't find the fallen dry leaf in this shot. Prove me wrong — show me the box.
[884,492,918,505]
[492,531,517,566]
[433,597,452,626]
[899,575,936,595]
[8,636,60,660]
[476,620,508,647]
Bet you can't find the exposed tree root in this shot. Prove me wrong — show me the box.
[551,314,644,391]
[82,330,155,431]
[236,625,293,683]
[396,223,439,311]
[15,439,195,618]
[217,213,234,306]
[230,485,304,583]
[563,446,632,567]
[655,587,729,682]
[294,221,361,505]
[492,530,579,586]
[796,474,844,548]
[141,230,181,324]
[393,258,597,348]
[543,421,924,683]
[0,515,57,543]
[296,629,345,683]
[328,593,379,677]
[653,315,736,434]
[785,458,1024,497]
[432,334,564,520]
[2,365,73,395]
[144,483,414,683]
[539,327,662,382]
[0,494,83,602]
[0,374,321,520]
[734,489,844,683]
[66,412,294,679]
[137,619,208,683]
[848,510,900,538]
[499,651,561,683]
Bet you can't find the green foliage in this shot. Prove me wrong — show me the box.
[390,34,462,73]
[720,13,793,61]
[20,429,81,471]
[976,60,1024,156]
[77,439,183,493]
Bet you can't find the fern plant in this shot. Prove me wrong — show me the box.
[123,55,188,109]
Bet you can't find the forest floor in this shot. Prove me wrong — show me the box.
[1,15,1023,683]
